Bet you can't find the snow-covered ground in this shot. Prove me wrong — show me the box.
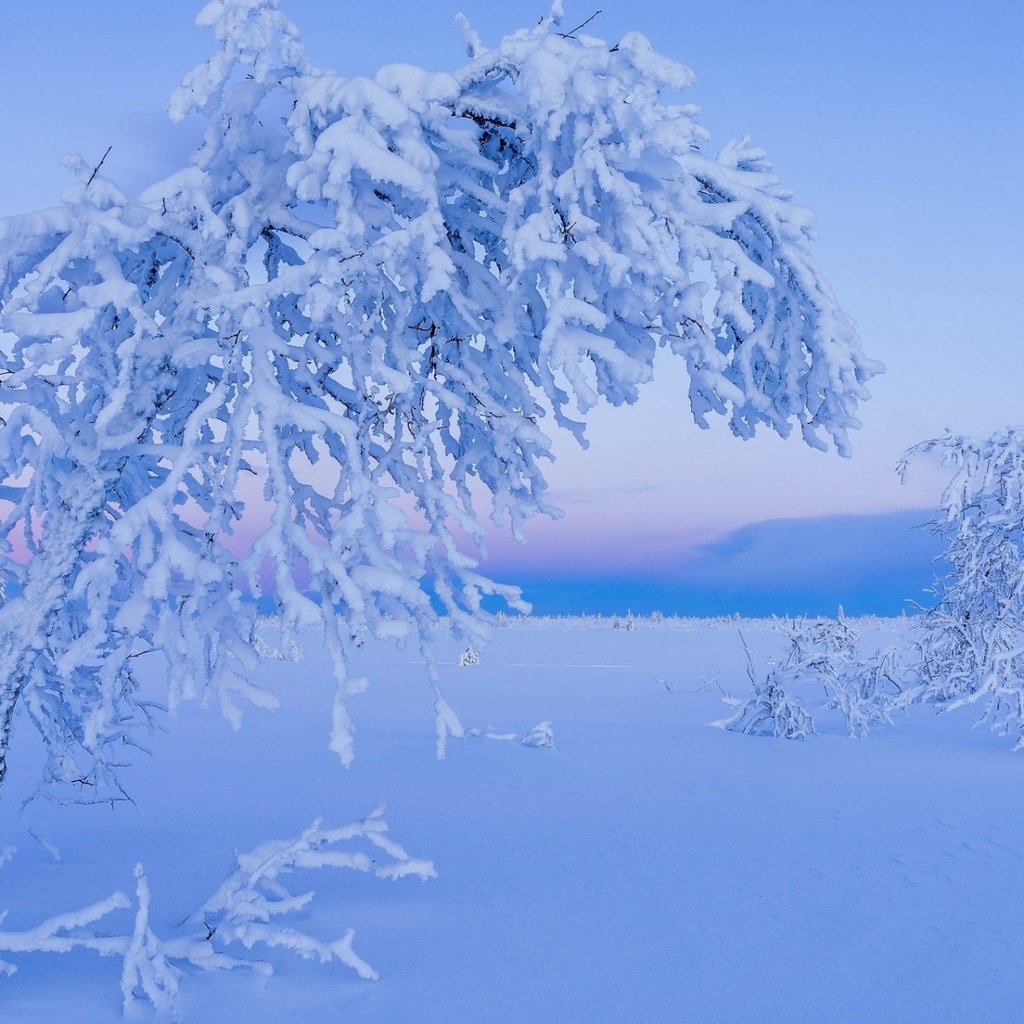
[2,615,1022,1023]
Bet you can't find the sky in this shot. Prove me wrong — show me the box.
[2,1,1021,615]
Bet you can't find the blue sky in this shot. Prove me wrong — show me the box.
[2,1,1020,615]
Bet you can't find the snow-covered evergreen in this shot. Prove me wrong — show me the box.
[0,0,877,791]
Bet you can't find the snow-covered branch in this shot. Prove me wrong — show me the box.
[0,807,434,1016]
[0,0,877,787]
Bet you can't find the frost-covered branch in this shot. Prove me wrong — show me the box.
[0,807,434,1016]
[0,0,877,788]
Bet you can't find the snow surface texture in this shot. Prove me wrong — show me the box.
[3,616,1024,1023]
[0,0,879,798]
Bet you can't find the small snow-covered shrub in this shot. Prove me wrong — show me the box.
[520,722,555,748]
[714,615,912,740]
[712,635,816,739]
[785,611,859,677]
[713,668,815,739]
[785,613,907,737]
[458,647,480,668]
[825,646,916,738]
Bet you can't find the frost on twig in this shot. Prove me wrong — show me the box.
[0,889,132,982]
[0,808,434,1018]
[433,692,466,760]
[250,615,302,663]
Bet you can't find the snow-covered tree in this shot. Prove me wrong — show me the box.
[901,429,1024,747]
[0,0,879,793]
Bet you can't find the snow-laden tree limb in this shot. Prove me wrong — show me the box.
[0,807,433,1016]
[0,0,878,789]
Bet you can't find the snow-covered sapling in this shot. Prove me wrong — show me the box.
[901,429,1024,748]
[713,633,816,739]
[825,646,915,738]
[722,614,908,739]
[0,0,878,791]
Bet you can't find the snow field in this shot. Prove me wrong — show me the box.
[2,616,1022,1023]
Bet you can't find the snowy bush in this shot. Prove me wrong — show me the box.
[714,615,909,740]
[712,634,815,739]
[520,721,555,748]
[901,429,1024,748]
[713,663,816,739]
[458,646,480,668]
[0,0,877,790]
[784,612,889,735]
[826,646,916,738]
[0,807,433,1016]
[787,611,860,670]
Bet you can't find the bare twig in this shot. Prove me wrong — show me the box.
[558,10,602,37]
[85,146,113,189]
